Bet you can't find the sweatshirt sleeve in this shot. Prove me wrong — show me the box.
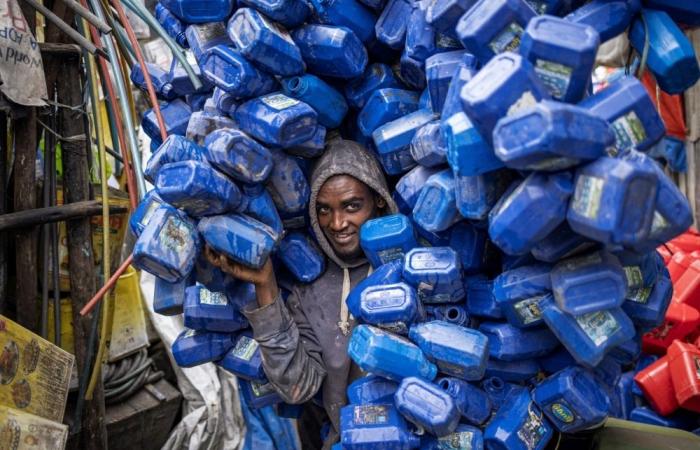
[242,288,326,404]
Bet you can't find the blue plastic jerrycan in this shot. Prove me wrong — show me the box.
[488,172,573,255]
[567,156,658,247]
[466,276,504,319]
[456,0,536,66]
[493,101,613,172]
[482,377,523,410]
[212,87,237,117]
[479,321,559,361]
[395,377,460,437]
[421,424,484,450]
[142,99,193,144]
[460,52,551,143]
[347,375,398,404]
[200,45,277,100]
[201,128,273,184]
[608,334,641,366]
[579,75,665,153]
[360,214,418,268]
[484,388,554,450]
[287,125,326,158]
[266,150,310,227]
[234,93,318,148]
[564,0,640,43]
[129,190,170,238]
[236,184,281,237]
[533,366,610,433]
[540,297,635,368]
[520,15,599,103]
[184,284,249,332]
[412,170,461,233]
[643,0,700,26]
[239,378,283,409]
[614,249,659,292]
[186,93,211,112]
[449,222,488,275]
[239,0,310,28]
[153,274,192,316]
[550,251,627,316]
[530,222,597,264]
[493,264,552,329]
[228,281,258,311]
[155,2,188,47]
[156,160,243,217]
[218,332,266,380]
[410,321,489,381]
[291,25,368,79]
[443,113,503,179]
[424,303,470,327]
[348,324,438,381]
[340,403,421,449]
[198,214,279,269]
[410,121,448,168]
[394,166,442,215]
[538,346,575,374]
[441,53,478,119]
[623,267,673,330]
[281,75,348,129]
[172,329,234,367]
[375,0,412,49]
[347,259,404,318]
[168,52,213,97]
[160,0,233,23]
[133,208,200,283]
[438,377,492,426]
[403,247,465,304]
[358,89,421,139]
[130,62,176,101]
[426,51,466,113]
[613,371,636,420]
[405,1,462,64]
[277,231,326,283]
[399,51,428,91]
[454,170,513,222]
[185,22,231,62]
[373,108,436,175]
[345,64,401,111]
[426,0,477,34]
[485,357,541,382]
[310,0,377,44]
[226,8,304,76]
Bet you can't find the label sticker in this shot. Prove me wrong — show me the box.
[438,430,474,449]
[575,310,620,347]
[507,90,537,117]
[376,247,405,265]
[251,381,275,397]
[534,59,573,100]
[517,405,548,450]
[262,93,300,111]
[199,289,229,306]
[611,111,647,151]
[624,266,644,289]
[514,295,546,325]
[550,402,576,424]
[160,216,192,253]
[436,33,461,49]
[366,288,407,309]
[571,175,605,220]
[353,405,389,425]
[232,336,259,361]
[627,287,652,304]
[489,22,524,55]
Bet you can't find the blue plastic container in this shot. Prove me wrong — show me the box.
[218,332,265,380]
[413,169,460,233]
[520,15,599,102]
[375,0,412,49]
[449,222,488,274]
[426,51,466,113]
[198,214,279,269]
[153,275,191,316]
[405,1,438,63]
[239,378,283,409]
[265,150,310,226]
[564,0,640,43]
[200,45,277,100]
[172,329,234,367]
[132,208,200,283]
[525,0,565,14]
[310,0,377,44]
[441,53,478,119]
[185,22,230,61]
[281,74,348,129]
[340,403,421,449]
[454,171,512,221]
[395,377,460,437]
[168,52,213,97]
[489,172,573,255]
[240,184,284,236]
[235,93,318,148]
[614,250,659,291]
[239,0,310,28]
[466,276,503,319]
[538,347,575,375]
[184,111,236,146]
[424,303,470,327]
[130,62,176,101]
[479,321,558,361]
[201,128,273,184]
[608,335,642,366]
[399,52,427,91]
[160,0,233,23]
[530,222,597,264]
[540,297,636,367]
[421,424,484,450]
[533,366,609,432]
[358,89,421,139]
[481,377,522,410]
[155,2,188,47]
[567,156,658,246]
[287,125,326,158]
[186,92,211,112]
[643,1,700,26]
[360,214,418,268]
[443,113,503,179]
[346,260,404,318]
[403,247,465,304]
[291,25,368,79]
[438,377,492,425]
[129,190,169,238]
[347,375,398,404]
[550,251,627,315]
[426,0,476,33]
[485,357,541,382]
[493,265,552,328]
[484,388,553,450]
[348,324,438,381]
[456,0,536,65]
[373,108,436,175]
[226,8,304,76]
[345,63,401,110]
[623,267,673,330]
[410,321,489,381]
[212,87,237,117]
[184,284,249,332]
[409,121,447,168]
[493,101,613,171]
[142,99,192,144]
[579,75,665,153]
[277,231,325,283]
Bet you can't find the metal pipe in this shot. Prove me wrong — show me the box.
[60,0,112,34]
[79,254,132,317]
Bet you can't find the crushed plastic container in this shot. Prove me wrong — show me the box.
[409,121,447,168]
[667,340,700,413]
[373,108,435,175]
[291,25,368,79]
[403,247,465,304]
[277,231,325,283]
[348,324,438,381]
[129,190,170,237]
[172,329,234,367]
[198,214,279,269]
[347,375,398,405]
[375,0,412,49]
[340,403,421,449]
[185,22,231,61]
[142,99,193,144]
[153,275,192,316]
[493,265,552,329]
[564,0,640,42]
[266,150,310,227]
[219,332,265,380]
[202,128,273,184]
[438,377,492,425]
[309,0,376,44]
[634,355,679,416]
[240,0,310,28]
[239,378,283,409]
[160,0,234,23]
[483,388,553,450]
[394,377,460,437]
[200,45,277,100]
[358,88,420,139]
[358,282,422,334]
[184,284,249,332]
[155,2,188,47]
[360,214,418,268]
[420,424,484,450]
[281,74,348,129]
[478,321,559,361]
[130,62,176,100]
[412,169,460,233]
[346,259,404,318]
[345,63,401,110]
[132,207,200,283]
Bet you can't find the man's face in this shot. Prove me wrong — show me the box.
[316,175,385,260]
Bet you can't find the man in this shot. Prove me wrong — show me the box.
[207,139,398,449]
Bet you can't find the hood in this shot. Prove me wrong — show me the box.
[309,139,398,269]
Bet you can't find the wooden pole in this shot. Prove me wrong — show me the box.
[0,201,128,231]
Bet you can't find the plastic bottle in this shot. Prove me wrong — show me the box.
[420,424,484,450]
[201,128,274,185]
[634,356,679,416]
[466,276,504,319]
[409,121,447,168]
[239,378,283,409]
[185,22,231,62]
[346,260,404,318]
[340,403,421,449]
[456,0,536,65]
[425,51,466,113]
[346,375,398,404]
[403,247,465,304]
[358,89,421,139]
[198,214,279,269]
[277,231,326,283]
[412,169,460,233]
[142,99,193,144]
[360,214,418,268]
[438,377,492,425]
[234,93,318,148]
[183,284,249,332]
[375,0,412,49]
[483,388,554,450]
[568,155,659,246]
[478,321,558,361]
[155,2,188,47]
[564,0,641,43]
[410,321,489,381]
[530,222,597,264]
[579,75,665,153]
[373,108,436,175]
[153,275,192,316]
[168,52,213,97]
[550,251,627,316]
[667,340,700,413]
[239,0,310,28]
[200,46,277,100]
[481,377,522,410]
[427,0,477,33]
[171,329,234,367]
[642,302,700,354]
[347,324,438,381]
[291,25,368,79]
[132,208,200,283]
[394,377,460,437]
[265,150,311,227]
[309,0,377,44]
[226,8,305,76]
[130,62,176,101]
[281,75,348,129]
[160,0,233,23]
[219,332,266,380]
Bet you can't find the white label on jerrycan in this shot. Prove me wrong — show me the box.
[353,405,389,425]
[262,93,300,111]
[571,175,605,220]
[611,111,647,151]
[575,310,621,347]
[232,336,259,361]
[438,430,474,449]
[199,288,229,306]
[627,287,652,304]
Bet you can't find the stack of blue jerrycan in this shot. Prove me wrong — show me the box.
[130,0,700,445]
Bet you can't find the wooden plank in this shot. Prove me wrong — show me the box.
[0,200,128,231]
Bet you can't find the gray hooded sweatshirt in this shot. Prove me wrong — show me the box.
[242,140,398,448]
